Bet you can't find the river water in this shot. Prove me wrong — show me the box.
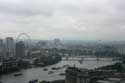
[0,57,117,83]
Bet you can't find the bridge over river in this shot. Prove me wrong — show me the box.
[62,56,118,62]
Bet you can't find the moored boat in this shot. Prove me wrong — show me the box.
[43,68,48,71]
[14,73,23,76]
[48,71,54,74]
[28,79,38,83]
[63,64,70,68]
[59,73,65,76]
[51,67,57,70]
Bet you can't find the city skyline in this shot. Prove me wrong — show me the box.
[0,0,125,41]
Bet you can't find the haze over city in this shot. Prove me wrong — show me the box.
[1,0,125,83]
[0,0,124,41]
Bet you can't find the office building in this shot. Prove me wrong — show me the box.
[5,37,15,58]
[65,67,90,83]
[0,39,4,62]
[16,41,25,59]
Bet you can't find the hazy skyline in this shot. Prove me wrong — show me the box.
[0,0,125,41]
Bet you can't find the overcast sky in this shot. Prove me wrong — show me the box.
[0,0,125,41]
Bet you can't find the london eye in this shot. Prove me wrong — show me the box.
[16,33,32,57]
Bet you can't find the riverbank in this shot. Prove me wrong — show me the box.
[0,55,62,75]
[33,55,62,67]
[0,67,20,75]
[0,58,117,83]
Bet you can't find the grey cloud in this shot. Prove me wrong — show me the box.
[0,0,125,40]
[0,1,53,16]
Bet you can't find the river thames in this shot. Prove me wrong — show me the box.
[0,57,117,83]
